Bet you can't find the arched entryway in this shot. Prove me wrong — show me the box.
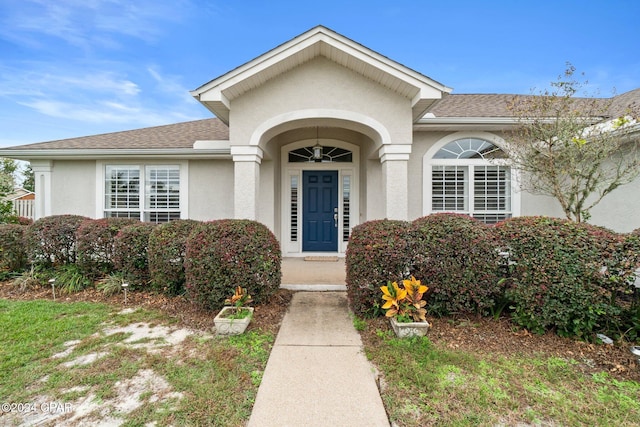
[280,137,360,256]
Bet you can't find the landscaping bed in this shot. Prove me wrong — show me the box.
[361,316,640,426]
[0,280,292,336]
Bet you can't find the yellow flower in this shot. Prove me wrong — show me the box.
[381,281,406,318]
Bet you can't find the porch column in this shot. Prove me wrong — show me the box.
[379,145,411,221]
[31,160,52,220]
[231,146,263,220]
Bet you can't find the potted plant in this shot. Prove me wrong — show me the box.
[381,276,431,338]
[214,286,254,335]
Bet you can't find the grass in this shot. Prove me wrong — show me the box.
[5,296,638,426]
[0,299,276,426]
[362,325,640,426]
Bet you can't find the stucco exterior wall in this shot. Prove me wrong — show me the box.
[188,159,234,221]
[51,160,96,218]
[230,56,414,148]
[589,179,640,232]
[411,130,568,223]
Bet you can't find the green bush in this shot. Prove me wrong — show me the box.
[0,224,27,272]
[26,215,90,267]
[611,231,640,341]
[412,213,504,317]
[345,219,414,317]
[50,264,93,294]
[113,223,156,285]
[495,217,621,338]
[184,220,281,311]
[76,218,140,278]
[148,219,200,295]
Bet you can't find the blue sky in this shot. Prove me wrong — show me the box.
[1,0,639,148]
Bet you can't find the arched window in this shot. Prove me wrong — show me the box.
[430,138,512,224]
[288,146,352,163]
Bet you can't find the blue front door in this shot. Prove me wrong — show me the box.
[303,171,338,252]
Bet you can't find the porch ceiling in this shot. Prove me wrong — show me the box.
[191,26,452,124]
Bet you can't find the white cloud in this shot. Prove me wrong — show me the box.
[0,64,140,99]
[0,61,205,132]
[0,0,192,50]
[147,66,195,104]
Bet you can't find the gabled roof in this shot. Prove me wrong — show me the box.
[3,90,637,156]
[608,88,640,118]
[190,25,452,123]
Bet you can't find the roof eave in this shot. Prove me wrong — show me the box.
[414,117,521,131]
[192,26,451,123]
[0,148,232,161]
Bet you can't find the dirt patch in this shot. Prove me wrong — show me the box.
[361,315,640,383]
[0,281,293,426]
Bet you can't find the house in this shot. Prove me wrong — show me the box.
[3,188,35,220]
[1,26,639,257]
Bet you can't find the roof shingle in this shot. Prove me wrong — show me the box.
[4,118,229,150]
[3,90,638,152]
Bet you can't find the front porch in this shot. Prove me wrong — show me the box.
[280,257,346,290]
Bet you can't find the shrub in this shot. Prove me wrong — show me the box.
[97,272,127,296]
[345,220,414,317]
[50,264,93,294]
[412,214,503,317]
[26,215,90,267]
[184,220,281,311]
[76,218,140,278]
[495,216,621,338]
[611,231,640,341]
[17,217,33,226]
[12,266,42,292]
[148,219,200,295]
[0,224,27,272]
[113,223,156,285]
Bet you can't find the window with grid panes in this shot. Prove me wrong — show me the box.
[431,138,511,224]
[105,165,180,223]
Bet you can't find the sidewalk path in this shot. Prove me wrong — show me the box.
[248,292,389,427]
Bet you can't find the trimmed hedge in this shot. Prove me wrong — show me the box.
[494,217,622,338]
[184,220,281,311]
[0,224,27,272]
[76,218,140,278]
[345,219,414,317]
[148,219,200,295]
[113,223,156,285]
[412,214,504,317]
[346,215,640,340]
[612,231,640,341]
[26,215,90,267]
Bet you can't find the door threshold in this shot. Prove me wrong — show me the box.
[303,256,340,262]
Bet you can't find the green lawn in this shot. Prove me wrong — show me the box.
[0,299,274,426]
[362,324,640,426]
[3,298,639,426]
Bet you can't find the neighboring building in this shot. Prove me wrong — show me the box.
[3,188,35,220]
[1,26,639,256]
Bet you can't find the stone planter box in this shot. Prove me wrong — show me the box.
[390,317,430,338]
[214,307,254,335]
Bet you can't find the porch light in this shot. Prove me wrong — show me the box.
[313,127,323,160]
[313,143,323,160]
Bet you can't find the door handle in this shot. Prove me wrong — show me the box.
[333,207,338,228]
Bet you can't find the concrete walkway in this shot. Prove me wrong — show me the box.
[248,292,389,426]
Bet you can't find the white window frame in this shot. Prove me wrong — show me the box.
[96,160,188,222]
[423,132,520,222]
